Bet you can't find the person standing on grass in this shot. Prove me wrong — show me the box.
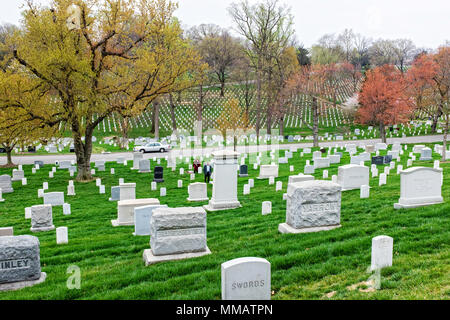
[193,158,201,173]
[203,162,212,183]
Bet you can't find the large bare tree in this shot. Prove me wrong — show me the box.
[228,0,294,138]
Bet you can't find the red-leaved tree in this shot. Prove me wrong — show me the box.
[406,53,440,132]
[357,65,412,143]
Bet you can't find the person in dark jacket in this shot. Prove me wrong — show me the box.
[203,163,212,183]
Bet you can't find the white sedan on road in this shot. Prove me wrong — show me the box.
[133,142,171,153]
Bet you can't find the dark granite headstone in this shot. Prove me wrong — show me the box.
[371,156,384,165]
[239,164,248,177]
[153,166,164,183]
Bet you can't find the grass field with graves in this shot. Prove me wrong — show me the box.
[0,143,448,300]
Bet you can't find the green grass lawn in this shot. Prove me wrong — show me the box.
[0,143,448,300]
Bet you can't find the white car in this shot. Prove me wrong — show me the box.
[134,142,171,153]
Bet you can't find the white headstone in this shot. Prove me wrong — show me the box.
[204,150,240,211]
[394,167,443,209]
[56,227,68,244]
[221,257,271,300]
[360,185,370,199]
[63,203,71,215]
[371,235,393,271]
[262,201,272,215]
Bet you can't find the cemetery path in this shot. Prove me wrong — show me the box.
[0,134,445,165]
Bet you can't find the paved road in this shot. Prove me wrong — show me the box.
[0,134,444,165]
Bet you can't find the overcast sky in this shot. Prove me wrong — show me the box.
[1,0,449,49]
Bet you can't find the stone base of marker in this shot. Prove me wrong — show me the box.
[278,223,341,234]
[203,200,241,212]
[394,200,443,210]
[0,272,47,292]
[187,197,209,202]
[143,247,211,266]
[30,225,55,233]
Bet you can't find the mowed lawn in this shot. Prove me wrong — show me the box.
[0,143,448,300]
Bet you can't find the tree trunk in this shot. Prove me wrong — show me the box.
[169,94,178,133]
[312,96,319,147]
[220,79,225,97]
[279,116,284,137]
[154,100,160,140]
[5,147,14,166]
[72,117,93,182]
[255,61,262,139]
[266,104,272,135]
[442,115,448,162]
[234,136,237,152]
[431,109,442,134]
[150,103,156,134]
[379,122,386,143]
[120,116,129,149]
[198,84,204,122]
[245,82,251,121]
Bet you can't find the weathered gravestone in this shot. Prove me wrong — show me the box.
[30,205,55,232]
[112,198,160,226]
[132,152,144,170]
[279,180,342,234]
[108,186,120,202]
[187,182,209,202]
[288,173,315,185]
[143,207,211,265]
[134,204,168,236]
[303,165,315,174]
[0,175,13,193]
[221,257,271,300]
[153,166,164,183]
[0,235,46,291]
[119,183,136,201]
[138,159,151,173]
[11,170,25,182]
[394,167,443,209]
[329,154,341,164]
[337,164,369,191]
[314,157,330,169]
[43,192,64,206]
[419,147,432,161]
[0,227,13,237]
[58,161,71,169]
[258,165,279,179]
